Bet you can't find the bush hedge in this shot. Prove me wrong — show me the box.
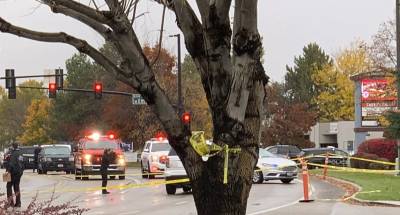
[357,138,397,162]
[350,152,393,170]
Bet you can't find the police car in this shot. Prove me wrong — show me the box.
[140,135,171,179]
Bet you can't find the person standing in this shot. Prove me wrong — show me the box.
[6,142,24,207]
[33,146,41,173]
[101,148,116,194]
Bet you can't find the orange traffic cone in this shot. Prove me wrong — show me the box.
[299,158,314,203]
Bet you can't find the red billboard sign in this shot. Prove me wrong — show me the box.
[361,79,397,127]
[361,79,396,101]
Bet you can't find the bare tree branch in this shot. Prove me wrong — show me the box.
[40,0,112,25]
[195,0,209,22]
[0,17,133,85]
[45,4,114,40]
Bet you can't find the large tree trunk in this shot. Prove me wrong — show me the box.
[183,61,265,215]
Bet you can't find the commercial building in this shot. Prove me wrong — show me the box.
[309,121,384,154]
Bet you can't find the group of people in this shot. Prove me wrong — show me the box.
[4,143,117,208]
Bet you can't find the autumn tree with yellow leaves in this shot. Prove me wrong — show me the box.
[18,99,53,145]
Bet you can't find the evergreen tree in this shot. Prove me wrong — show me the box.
[285,43,332,105]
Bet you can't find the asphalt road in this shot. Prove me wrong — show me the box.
[0,168,398,215]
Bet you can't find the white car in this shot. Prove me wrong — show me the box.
[253,148,298,184]
[140,138,171,179]
[164,148,191,195]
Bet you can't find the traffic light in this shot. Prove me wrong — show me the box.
[48,83,57,98]
[181,112,191,129]
[55,69,63,90]
[5,69,16,99]
[94,82,102,99]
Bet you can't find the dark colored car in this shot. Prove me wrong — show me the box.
[302,147,349,168]
[20,146,38,169]
[265,145,304,159]
[38,145,74,174]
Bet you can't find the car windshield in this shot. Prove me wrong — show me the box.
[84,140,119,149]
[168,148,177,156]
[259,148,277,158]
[151,142,170,152]
[43,147,70,155]
[20,148,35,154]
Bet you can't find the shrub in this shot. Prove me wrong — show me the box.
[357,138,397,162]
[0,192,89,215]
[350,152,379,169]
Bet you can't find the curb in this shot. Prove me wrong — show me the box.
[311,174,400,207]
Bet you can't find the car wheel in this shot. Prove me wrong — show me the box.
[119,175,125,180]
[141,163,148,179]
[81,170,89,180]
[281,179,293,184]
[252,169,263,184]
[166,184,176,195]
[183,186,191,193]
[110,176,116,180]
[147,162,155,179]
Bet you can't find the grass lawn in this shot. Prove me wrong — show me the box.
[311,169,400,201]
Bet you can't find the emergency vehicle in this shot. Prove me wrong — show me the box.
[73,132,126,180]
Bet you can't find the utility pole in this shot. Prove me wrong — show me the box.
[170,34,183,115]
[396,0,400,176]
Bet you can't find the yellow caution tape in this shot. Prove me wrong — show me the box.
[24,178,191,195]
[307,162,398,173]
[189,131,241,184]
[347,156,396,166]
[293,152,396,166]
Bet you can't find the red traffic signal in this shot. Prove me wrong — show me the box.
[49,83,57,98]
[181,112,191,124]
[93,82,102,99]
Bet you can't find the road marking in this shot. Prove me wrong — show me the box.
[118,210,140,215]
[247,198,302,215]
[248,178,315,214]
[87,211,105,215]
[175,201,188,206]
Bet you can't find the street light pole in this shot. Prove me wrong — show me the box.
[170,34,183,115]
[396,0,400,176]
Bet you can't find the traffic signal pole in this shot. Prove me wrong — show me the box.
[17,86,133,96]
[396,0,400,176]
[170,34,183,115]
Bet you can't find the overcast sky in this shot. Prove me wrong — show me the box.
[0,0,395,87]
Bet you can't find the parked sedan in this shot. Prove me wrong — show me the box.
[253,148,298,184]
[265,145,304,159]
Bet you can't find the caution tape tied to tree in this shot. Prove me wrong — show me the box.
[189,131,241,184]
